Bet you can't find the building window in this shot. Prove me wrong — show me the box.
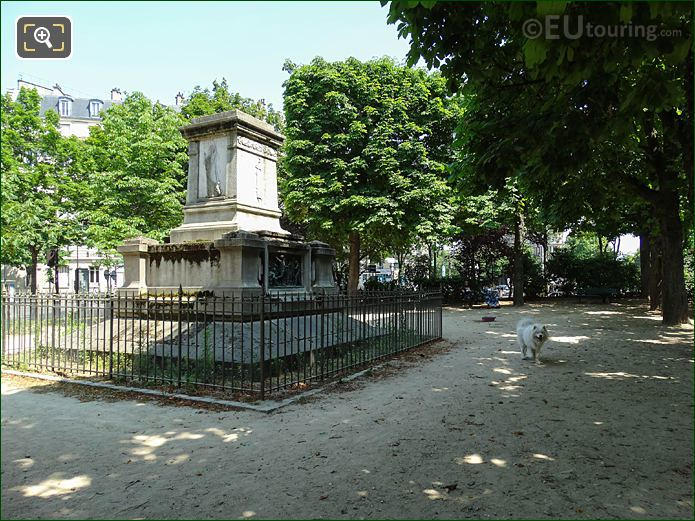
[89,101,102,118]
[59,98,71,117]
[59,266,68,274]
[89,266,100,283]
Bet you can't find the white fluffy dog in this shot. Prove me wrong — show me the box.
[516,318,549,364]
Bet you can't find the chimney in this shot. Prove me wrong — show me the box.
[175,92,184,106]
[110,88,122,102]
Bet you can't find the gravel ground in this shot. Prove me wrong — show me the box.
[1,300,693,519]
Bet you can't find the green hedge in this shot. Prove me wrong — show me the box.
[545,249,640,295]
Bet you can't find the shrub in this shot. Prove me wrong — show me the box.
[362,277,400,291]
[546,248,640,295]
[522,251,546,299]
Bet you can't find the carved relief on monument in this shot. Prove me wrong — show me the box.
[255,157,265,203]
[268,252,303,287]
[198,136,228,199]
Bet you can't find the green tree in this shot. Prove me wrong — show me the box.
[1,88,84,293]
[181,78,285,131]
[450,180,537,304]
[449,90,540,305]
[281,57,461,291]
[385,1,692,324]
[80,92,188,253]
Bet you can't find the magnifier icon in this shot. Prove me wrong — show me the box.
[33,26,53,49]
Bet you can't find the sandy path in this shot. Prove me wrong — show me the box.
[1,301,693,519]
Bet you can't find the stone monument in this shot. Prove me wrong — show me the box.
[118,110,336,297]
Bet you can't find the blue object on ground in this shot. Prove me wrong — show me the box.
[484,288,500,308]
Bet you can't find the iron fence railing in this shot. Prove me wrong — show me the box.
[1,291,442,397]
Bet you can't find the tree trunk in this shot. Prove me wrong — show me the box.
[53,247,60,294]
[542,231,549,294]
[681,49,694,231]
[638,111,689,323]
[29,247,38,295]
[432,243,438,279]
[396,252,404,286]
[347,231,361,293]
[648,236,663,311]
[639,234,651,299]
[513,212,524,306]
[659,196,689,324]
[427,243,433,279]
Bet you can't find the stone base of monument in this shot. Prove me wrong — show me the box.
[149,312,385,363]
[118,230,336,298]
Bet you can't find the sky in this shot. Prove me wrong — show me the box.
[1,0,412,108]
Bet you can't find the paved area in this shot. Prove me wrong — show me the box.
[2,301,693,519]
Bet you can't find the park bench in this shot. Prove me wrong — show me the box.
[577,287,619,304]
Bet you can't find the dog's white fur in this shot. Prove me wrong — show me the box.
[516,318,549,363]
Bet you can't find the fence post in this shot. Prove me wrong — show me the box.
[259,294,265,399]
[0,294,4,363]
[416,293,421,342]
[177,286,183,387]
[438,293,443,339]
[51,295,56,361]
[319,294,325,380]
[109,297,114,379]
[361,295,366,363]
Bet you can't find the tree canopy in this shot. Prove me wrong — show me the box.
[180,78,285,131]
[1,88,85,291]
[80,92,188,253]
[385,0,692,323]
[281,56,462,290]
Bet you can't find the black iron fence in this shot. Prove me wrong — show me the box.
[1,291,442,397]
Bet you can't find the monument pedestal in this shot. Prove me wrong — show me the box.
[120,231,334,297]
[169,199,287,243]
[118,110,336,297]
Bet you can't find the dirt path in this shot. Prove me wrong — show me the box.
[2,301,693,519]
